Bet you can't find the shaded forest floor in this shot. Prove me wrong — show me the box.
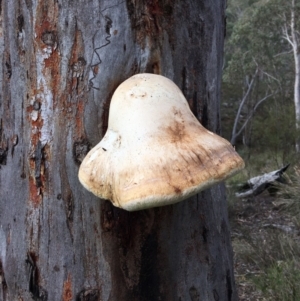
[228,191,300,301]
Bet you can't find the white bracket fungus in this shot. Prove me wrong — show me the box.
[79,73,244,211]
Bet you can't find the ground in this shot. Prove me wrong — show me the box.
[228,189,300,301]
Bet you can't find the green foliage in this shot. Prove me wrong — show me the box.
[224,5,300,299]
[250,100,296,154]
[225,0,289,81]
[222,0,298,154]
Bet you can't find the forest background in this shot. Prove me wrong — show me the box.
[223,0,300,300]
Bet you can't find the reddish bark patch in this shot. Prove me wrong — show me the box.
[27,103,45,207]
[75,99,85,138]
[69,29,86,92]
[34,1,59,44]
[69,29,85,67]
[29,175,43,207]
[63,274,73,301]
[34,1,61,106]
[126,0,174,48]
[26,0,62,207]
[92,65,99,76]
[64,28,87,141]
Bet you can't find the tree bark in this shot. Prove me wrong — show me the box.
[0,1,237,300]
[291,0,300,152]
[283,0,300,152]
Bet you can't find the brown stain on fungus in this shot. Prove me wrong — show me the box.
[165,119,186,143]
[173,186,181,194]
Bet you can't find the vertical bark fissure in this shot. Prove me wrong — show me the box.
[0,259,8,301]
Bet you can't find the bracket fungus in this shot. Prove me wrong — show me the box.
[79,73,244,211]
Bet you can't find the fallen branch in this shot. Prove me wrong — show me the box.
[235,164,290,198]
[262,223,296,234]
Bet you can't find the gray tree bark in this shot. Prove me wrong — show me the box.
[0,0,238,300]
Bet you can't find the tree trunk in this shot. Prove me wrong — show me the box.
[290,0,300,152]
[293,51,300,152]
[0,1,238,300]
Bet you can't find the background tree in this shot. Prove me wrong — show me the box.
[223,2,300,300]
[282,0,300,151]
[222,0,298,157]
[0,0,237,300]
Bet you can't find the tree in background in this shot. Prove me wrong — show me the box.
[223,0,298,156]
[282,0,300,151]
[0,1,237,300]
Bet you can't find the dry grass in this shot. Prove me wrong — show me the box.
[227,164,300,301]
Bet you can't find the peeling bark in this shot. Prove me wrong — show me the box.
[0,0,237,300]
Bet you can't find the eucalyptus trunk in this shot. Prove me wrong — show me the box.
[291,0,300,152]
[0,1,237,300]
[294,51,300,152]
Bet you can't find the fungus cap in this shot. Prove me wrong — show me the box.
[79,73,244,211]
